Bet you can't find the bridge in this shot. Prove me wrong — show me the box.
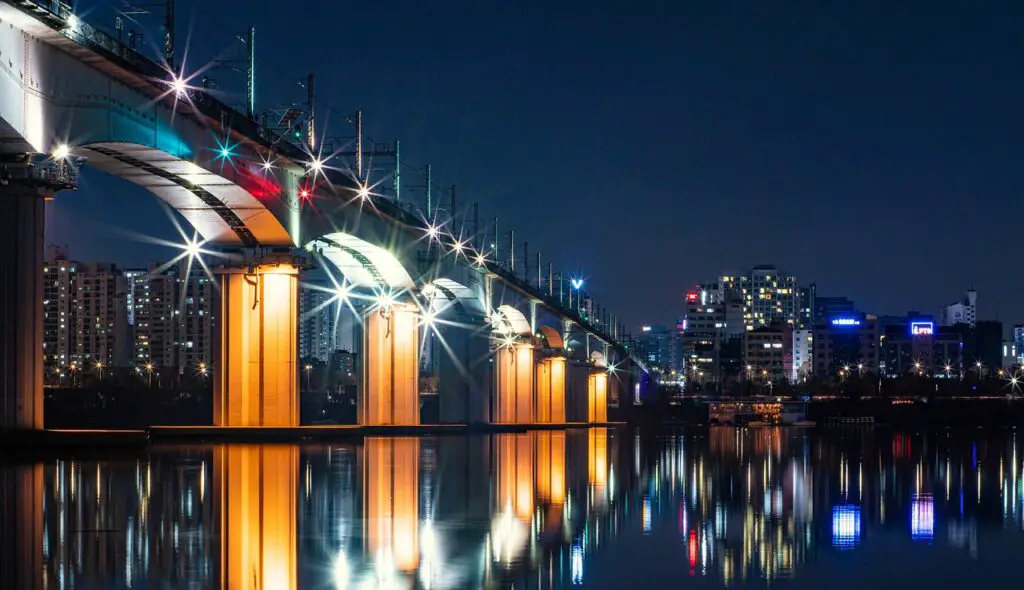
[0,0,647,430]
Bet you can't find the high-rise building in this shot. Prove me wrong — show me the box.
[299,283,347,362]
[132,266,178,371]
[814,296,856,328]
[1014,325,1024,365]
[636,325,673,374]
[42,247,78,375]
[743,323,792,384]
[880,316,961,378]
[942,289,977,327]
[813,313,880,378]
[712,266,804,331]
[792,329,813,382]
[177,269,214,371]
[42,248,129,380]
[74,262,129,371]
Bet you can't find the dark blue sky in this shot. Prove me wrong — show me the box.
[51,0,1024,329]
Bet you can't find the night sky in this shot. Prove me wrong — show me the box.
[50,1,1024,330]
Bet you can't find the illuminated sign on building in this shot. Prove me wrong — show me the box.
[911,321,934,336]
[686,292,698,303]
[831,317,861,327]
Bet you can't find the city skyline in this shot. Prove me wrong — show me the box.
[48,0,1023,328]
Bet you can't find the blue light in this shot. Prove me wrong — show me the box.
[570,277,584,290]
[911,495,934,541]
[832,504,861,548]
[910,321,934,337]
[831,317,861,327]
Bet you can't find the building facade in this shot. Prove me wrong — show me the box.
[792,329,813,383]
[812,313,880,379]
[942,289,977,327]
[880,317,962,378]
[743,323,792,384]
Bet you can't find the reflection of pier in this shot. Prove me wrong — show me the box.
[215,445,299,589]
[0,465,42,590]
[1,427,627,589]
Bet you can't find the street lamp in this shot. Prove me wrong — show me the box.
[95,361,104,381]
[304,364,313,391]
[145,363,155,387]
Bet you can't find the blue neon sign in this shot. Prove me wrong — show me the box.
[831,317,861,327]
[910,321,934,336]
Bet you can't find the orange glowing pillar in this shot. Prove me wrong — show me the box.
[361,304,420,426]
[213,264,300,427]
[364,437,420,572]
[587,372,608,423]
[535,357,566,424]
[535,431,566,505]
[494,343,535,424]
[215,445,298,590]
[496,433,535,520]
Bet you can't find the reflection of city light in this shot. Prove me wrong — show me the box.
[571,544,583,585]
[332,550,349,589]
[688,529,698,570]
[420,520,439,590]
[491,505,528,564]
[832,505,861,548]
[912,494,934,541]
[642,496,652,533]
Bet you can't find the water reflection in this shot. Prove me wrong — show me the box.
[6,427,1024,587]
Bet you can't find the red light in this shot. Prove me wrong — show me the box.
[686,292,698,303]
[688,529,697,568]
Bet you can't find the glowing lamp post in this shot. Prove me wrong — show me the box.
[304,364,313,391]
[570,277,584,316]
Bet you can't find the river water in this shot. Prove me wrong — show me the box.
[3,427,1024,588]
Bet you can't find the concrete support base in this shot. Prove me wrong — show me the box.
[438,326,489,424]
[213,263,300,427]
[364,437,420,572]
[0,188,45,429]
[215,445,298,590]
[361,304,420,426]
[535,356,566,423]
[493,344,535,424]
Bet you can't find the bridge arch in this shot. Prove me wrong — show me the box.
[421,278,485,317]
[306,233,416,292]
[492,305,532,336]
[537,325,564,350]
[79,142,296,246]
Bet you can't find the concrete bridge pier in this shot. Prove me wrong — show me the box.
[0,179,50,430]
[535,355,567,423]
[360,302,420,426]
[213,257,301,427]
[493,340,536,424]
[437,326,490,425]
